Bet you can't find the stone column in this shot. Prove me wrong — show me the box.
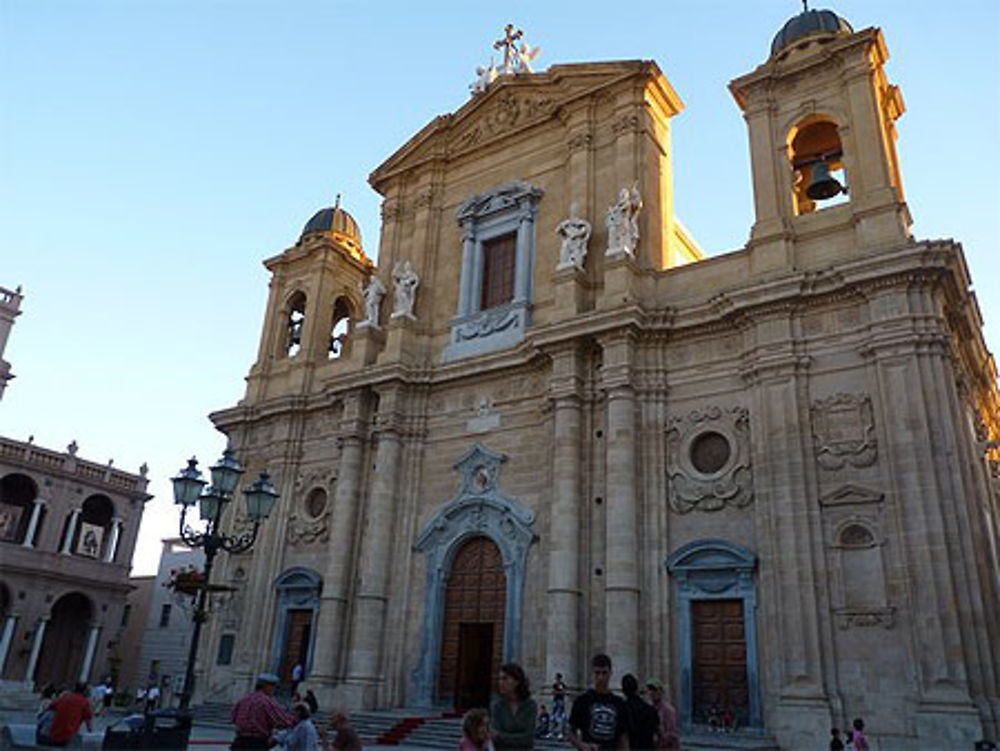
[79,624,100,682]
[458,221,476,316]
[104,519,122,562]
[743,313,830,744]
[344,385,405,707]
[514,207,534,304]
[0,614,17,675]
[25,616,48,682]
[60,509,81,554]
[546,343,585,688]
[310,392,367,687]
[22,500,43,548]
[601,333,639,678]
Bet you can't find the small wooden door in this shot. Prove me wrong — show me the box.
[691,599,749,723]
[279,610,312,682]
[438,536,506,707]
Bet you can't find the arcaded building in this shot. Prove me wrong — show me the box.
[0,291,152,693]
[195,8,1000,750]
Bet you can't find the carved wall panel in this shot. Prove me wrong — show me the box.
[666,406,753,513]
[811,392,877,470]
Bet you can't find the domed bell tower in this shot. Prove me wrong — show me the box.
[730,6,911,274]
[245,197,374,403]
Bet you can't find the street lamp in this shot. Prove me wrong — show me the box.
[171,448,280,710]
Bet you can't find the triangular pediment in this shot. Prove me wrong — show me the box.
[819,483,884,507]
[369,60,681,191]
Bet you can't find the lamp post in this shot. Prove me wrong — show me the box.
[171,448,280,711]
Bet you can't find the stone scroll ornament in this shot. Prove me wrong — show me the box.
[391,260,419,320]
[811,392,877,470]
[555,202,591,271]
[605,184,641,257]
[666,406,754,513]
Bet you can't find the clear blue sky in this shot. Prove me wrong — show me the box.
[2,1,998,576]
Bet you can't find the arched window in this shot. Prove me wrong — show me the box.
[328,297,352,360]
[284,292,307,358]
[0,473,38,545]
[69,494,115,559]
[788,117,849,215]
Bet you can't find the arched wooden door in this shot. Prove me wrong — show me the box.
[438,536,506,709]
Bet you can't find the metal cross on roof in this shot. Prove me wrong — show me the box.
[494,24,523,74]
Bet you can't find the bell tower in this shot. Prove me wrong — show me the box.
[730,7,911,274]
[245,197,374,403]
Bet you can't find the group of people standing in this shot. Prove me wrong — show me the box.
[230,672,359,751]
[460,655,680,751]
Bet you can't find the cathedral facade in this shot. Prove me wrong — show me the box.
[196,9,1000,750]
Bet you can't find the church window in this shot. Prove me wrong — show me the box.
[328,297,352,360]
[788,117,849,215]
[689,431,731,475]
[480,233,517,309]
[444,180,543,362]
[304,487,327,518]
[216,634,235,665]
[159,603,171,628]
[285,292,307,358]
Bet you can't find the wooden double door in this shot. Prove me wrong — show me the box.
[279,610,312,683]
[438,536,506,709]
[691,599,749,724]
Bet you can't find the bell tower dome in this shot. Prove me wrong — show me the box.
[729,5,911,274]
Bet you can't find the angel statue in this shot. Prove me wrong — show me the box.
[470,59,499,95]
[391,260,420,320]
[556,202,591,271]
[514,42,542,74]
[360,275,386,328]
[606,184,642,257]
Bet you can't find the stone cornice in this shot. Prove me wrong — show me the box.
[0,436,150,500]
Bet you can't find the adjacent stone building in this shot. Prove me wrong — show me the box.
[194,8,1000,750]
[0,290,152,693]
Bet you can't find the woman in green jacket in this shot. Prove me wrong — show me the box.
[490,663,537,751]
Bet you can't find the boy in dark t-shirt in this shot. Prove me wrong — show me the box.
[569,654,630,751]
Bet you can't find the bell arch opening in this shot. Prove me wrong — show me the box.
[788,116,849,215]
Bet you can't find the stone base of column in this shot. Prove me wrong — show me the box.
[552,265,587,318]
[382,316,419,364]
[352,324,386,365]
[771,696,831,751]
[333,678,380,712]
[599,253,639,311]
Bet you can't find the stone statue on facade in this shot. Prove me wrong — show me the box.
[360,275,386,328]
[514,42,542,74]
[606,184,642,257]
[470,60,499,95]
[555,202,591,271]
[391,260,419,320]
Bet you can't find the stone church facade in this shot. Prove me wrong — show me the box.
[196,9,1000,750]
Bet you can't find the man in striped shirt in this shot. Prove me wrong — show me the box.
[231,673,295,749]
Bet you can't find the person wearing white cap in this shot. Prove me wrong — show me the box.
[230,673,295,749]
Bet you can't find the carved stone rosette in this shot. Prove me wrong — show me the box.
[666,406,753,513]
[811,392,877,470]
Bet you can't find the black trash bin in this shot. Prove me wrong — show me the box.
[102,709,193,751]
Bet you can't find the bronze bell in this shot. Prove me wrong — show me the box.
[806,158,845,200]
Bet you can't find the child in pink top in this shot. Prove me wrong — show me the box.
[851,718,870,751]
[460,708,494,751]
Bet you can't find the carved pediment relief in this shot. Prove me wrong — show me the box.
[370,61,666,188]
[819,483,884,507]
[811,392,877,470]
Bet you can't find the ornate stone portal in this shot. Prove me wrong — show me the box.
[410,443,536,706]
